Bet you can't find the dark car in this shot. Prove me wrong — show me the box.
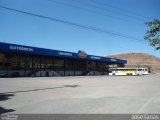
[0,72,6,77]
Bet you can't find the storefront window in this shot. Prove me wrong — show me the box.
[33,57,40,69]
[19,56,26,69]
[26,56,32,69]
[12,55,20,70]
[54,59,64,70]
[0,53,5,70]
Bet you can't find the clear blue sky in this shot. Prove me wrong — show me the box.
[0,0,160,57]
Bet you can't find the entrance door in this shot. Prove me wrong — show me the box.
[46,71,49,77]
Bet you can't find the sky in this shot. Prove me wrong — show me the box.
[0,0,160,57]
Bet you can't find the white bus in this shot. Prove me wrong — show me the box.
[109,68,149,76]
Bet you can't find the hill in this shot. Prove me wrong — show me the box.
[108,52,160,73]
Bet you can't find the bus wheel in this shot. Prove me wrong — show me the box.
[130,73,132,76]
[127,73,129,75]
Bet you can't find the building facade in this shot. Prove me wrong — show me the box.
[0,42,127,77]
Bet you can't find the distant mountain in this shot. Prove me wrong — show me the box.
[108,52,160,73]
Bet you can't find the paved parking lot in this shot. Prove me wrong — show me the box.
[0,74,160,113]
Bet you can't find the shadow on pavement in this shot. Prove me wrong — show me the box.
[0,93,15,113]
[0,85,79,94]
[0,107,15,113]
[0,93,14,101]
[0,85,79,113]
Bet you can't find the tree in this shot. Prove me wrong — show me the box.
[144,19,160,50]
[147,65,152,73]
[136,64,141,68]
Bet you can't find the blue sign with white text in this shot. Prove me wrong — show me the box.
[0,42,127,64]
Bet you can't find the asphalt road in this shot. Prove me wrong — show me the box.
[0,74,160,114]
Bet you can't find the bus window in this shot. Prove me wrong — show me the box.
[109,70,112,73]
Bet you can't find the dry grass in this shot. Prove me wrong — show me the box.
[108,52,160,73]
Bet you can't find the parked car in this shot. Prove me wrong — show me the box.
[0,72,6,77]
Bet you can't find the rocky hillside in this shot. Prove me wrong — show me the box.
[108,52,160,73]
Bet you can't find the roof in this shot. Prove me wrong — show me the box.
[0,42,127,64]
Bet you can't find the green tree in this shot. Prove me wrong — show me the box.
[144,19,160,50]
[136,64,141,68]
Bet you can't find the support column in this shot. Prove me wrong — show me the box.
[96,61,98,72]
[73,60,75,76]
[24,55,26,77]
[64,59,66,76]
[6,54,9,77]
[40,57,42,77]
[107,64,109,75]
[32,56,33,71]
